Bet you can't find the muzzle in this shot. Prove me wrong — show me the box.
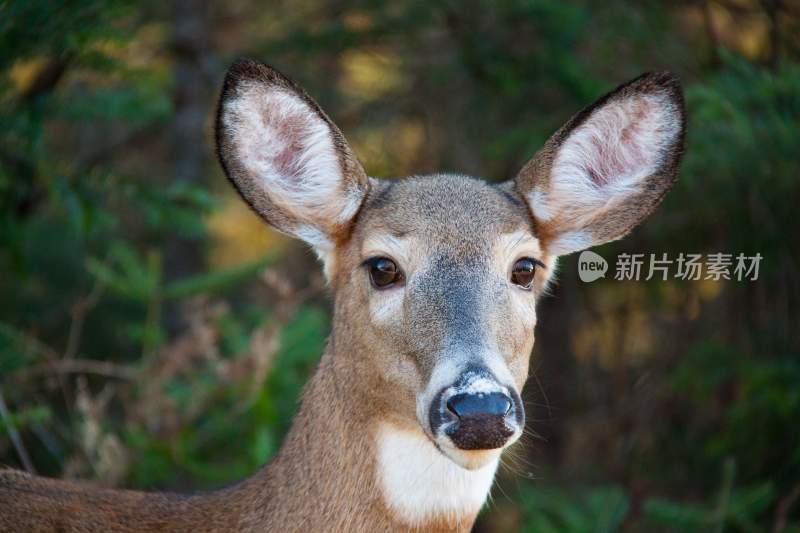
[428,366,524,452]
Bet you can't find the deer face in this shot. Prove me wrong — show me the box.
[334,175,545,469]
[216,60,685,471]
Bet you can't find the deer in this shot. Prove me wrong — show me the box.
[0,58,685,532]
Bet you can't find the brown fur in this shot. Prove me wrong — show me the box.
[0,60,685,532]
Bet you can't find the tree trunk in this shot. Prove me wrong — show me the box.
[165,0,212,334]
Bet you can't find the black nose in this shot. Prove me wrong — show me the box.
[442,392,516,450]
[446,392,512,419]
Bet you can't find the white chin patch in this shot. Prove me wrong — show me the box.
[375,422,499,527]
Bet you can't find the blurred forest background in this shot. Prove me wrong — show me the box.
[1,0,799,531]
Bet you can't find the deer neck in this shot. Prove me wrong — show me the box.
[234,336,498,532]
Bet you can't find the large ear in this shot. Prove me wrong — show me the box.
[513,72,686,256]
[215,58,369,255]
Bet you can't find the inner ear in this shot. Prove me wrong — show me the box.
[552,91,679,196]
[230,87,354,226]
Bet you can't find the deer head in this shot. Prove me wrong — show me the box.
[216,58,684,477]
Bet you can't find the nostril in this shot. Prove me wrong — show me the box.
[501,397,512,415]
[446,392,512,419]
[445,397,460,417]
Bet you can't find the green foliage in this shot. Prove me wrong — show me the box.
[125,305,328,489]
[517,485,629,533]
[0,404,50,434]
[645,483,775,533]
[667,53,800,261]
[669,343,800,490]
[0,0,135,70]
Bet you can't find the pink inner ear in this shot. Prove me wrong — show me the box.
[586,164,605,185]
[583,98,654,186]
[271,117,306,185]
[258,106,315,192]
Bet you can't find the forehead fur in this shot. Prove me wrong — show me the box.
[355,174,534,250]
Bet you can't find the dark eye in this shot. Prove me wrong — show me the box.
[511,257,538,289]
[365,257,404,289]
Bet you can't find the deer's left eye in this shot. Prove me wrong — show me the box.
[365,257,404,289]
[510,258,538,289]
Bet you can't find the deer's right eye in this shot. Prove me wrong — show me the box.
[365,257,404,289]
[510,257,539,289]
